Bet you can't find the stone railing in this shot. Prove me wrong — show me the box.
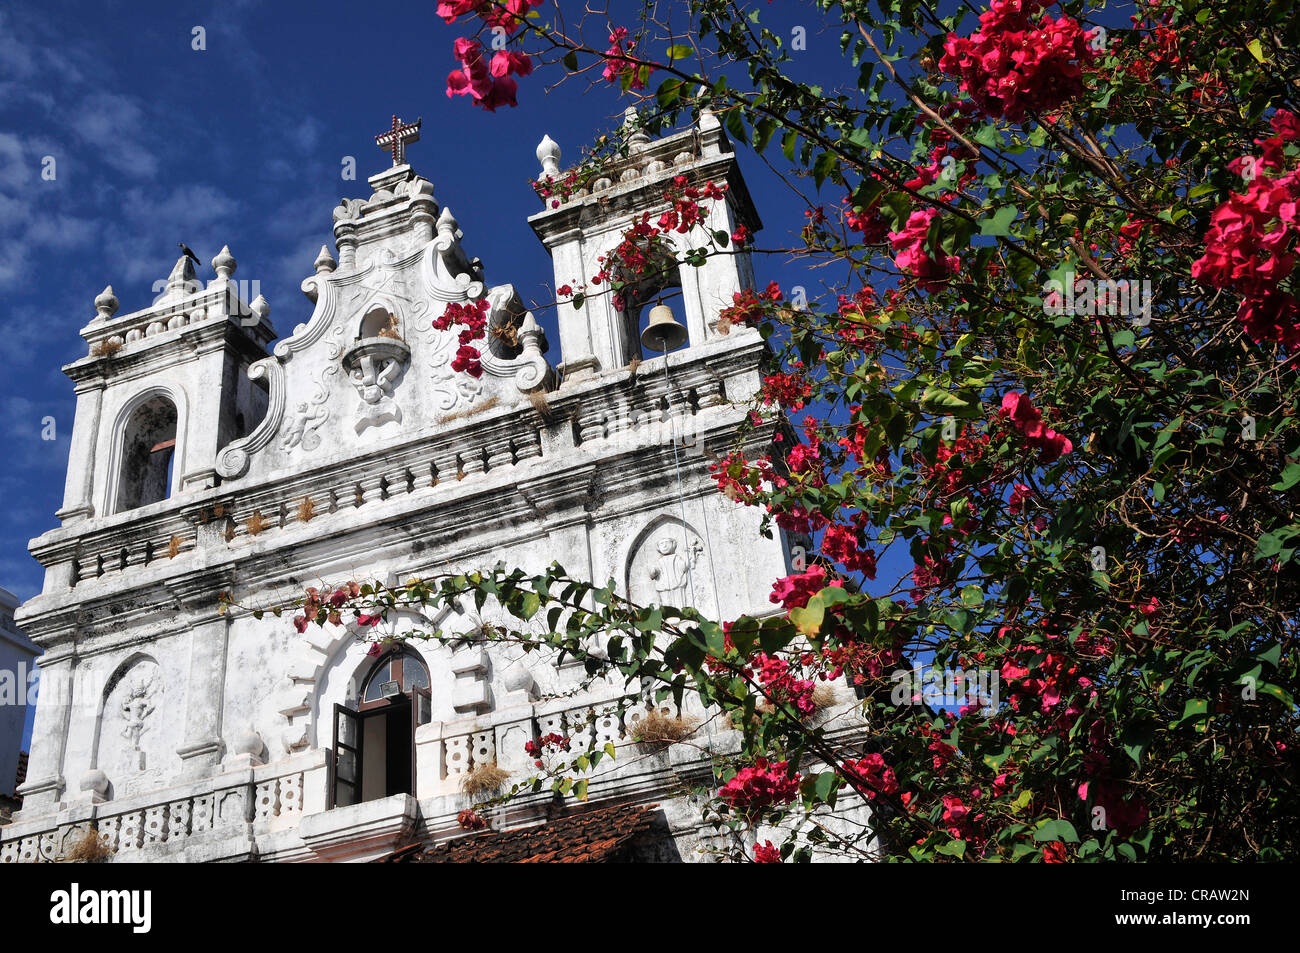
[40,407,546,592]
[0,756,317,863]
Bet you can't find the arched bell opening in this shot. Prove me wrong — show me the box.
[115,395,179,512]
[617,250,686,361]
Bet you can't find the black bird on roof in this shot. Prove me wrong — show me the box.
[177,242,201,265]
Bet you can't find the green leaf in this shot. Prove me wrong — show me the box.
[1247,38,1266,62]
[979,205,1018,237]
[519,591,540,620]
[1270,463,1300,491]
[961,584,983,606]
[701,621,727,656]
[665,44,693,60]
[1256,531,1286,559]
[813,151,839,189]
[919,387,971,411]
[935,839,967,857]
[1175,698,1209,728]
[781,129,797,162]
[563,51,579,71]
[789,596,825,636]
[573,778,589,801]
[1120,719,1156,765]
[1033,819,1079,843]
[656,78,683,109]
[814,770,840,802]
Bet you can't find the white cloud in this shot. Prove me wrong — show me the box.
[71,92,159,178]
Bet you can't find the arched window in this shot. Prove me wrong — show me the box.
[116,395,178,512]
[360,649,431,710]
[329,647,431,809]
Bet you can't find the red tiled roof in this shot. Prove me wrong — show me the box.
[378,803,659,864]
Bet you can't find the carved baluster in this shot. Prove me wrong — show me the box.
[444,735,470,779]
[169,798,193,839]
[471,731,496,770]
[565,707,595,756]
[191,793,214,833]
[143,805,168,844]
[255,780,279,822]
[280,774,303,816]
[118,811,144,851]
[594,706,622,749]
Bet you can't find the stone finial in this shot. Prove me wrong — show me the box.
[164,254,199,299]
[536,134,561,177]
[623,106,651,150]
[314,244,337,274]
[503,661,539,699]
[436,206,460,241]
[233,728,265,759]
[93,284,119,321]
[79,768,109,798]
[698,107,721,130]
[249,294,271,325]
[519,311,546,353]
[211,244,236,281]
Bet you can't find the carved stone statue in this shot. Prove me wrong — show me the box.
[120,675,156,771]
[648,536,703,606]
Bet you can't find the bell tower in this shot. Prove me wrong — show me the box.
[56,248,274,538]
[529,108,761,382]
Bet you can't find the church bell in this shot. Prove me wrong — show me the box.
[640,303,688,353]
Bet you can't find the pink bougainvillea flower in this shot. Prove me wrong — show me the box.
[769,564,842,610]
[1000,392,1073,462]
[938,0,1096,122]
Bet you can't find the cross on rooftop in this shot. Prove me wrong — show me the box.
[375,115,422,167]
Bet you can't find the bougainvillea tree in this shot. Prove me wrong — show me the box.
[271,0,1300,861]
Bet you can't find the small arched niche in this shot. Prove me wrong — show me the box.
[93,654,165,794]
[116,395,178,512]
[359,304,400,340]
[625,514,715,616]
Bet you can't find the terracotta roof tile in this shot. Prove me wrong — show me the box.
[378,803,659,864]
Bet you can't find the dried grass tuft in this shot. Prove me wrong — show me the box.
[630,709,698,747]
[244,510,269,537]
[461,762,510,796]
[442,395,501,425]
[165,535,183,559]
[296,496,317,523]
[626,357,643,377]
[714,316,733,335]
[63,827,112,863]
[810,683,839,710]
[527,388,553,421]
[90,338,123,358]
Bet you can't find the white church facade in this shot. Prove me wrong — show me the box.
[0,112,864,863]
